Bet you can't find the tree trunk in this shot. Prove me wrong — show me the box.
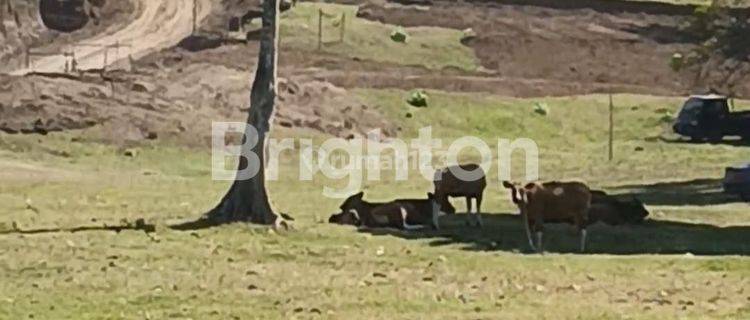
[204,0,280,226]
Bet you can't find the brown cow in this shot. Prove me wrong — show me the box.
[433,163,487,227]
[503,181,592,253]
[328,192,443,230]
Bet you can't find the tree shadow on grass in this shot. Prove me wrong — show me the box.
[609,178,743,206]
[360,213,750,256]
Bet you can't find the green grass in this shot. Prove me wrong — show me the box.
[272,3,480,71]
[1,93,750,319]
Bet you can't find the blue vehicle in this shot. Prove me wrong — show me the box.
[672,95,750,142]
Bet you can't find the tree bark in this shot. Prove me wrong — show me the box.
[203,0,280,226]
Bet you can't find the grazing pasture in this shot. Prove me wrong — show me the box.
[1,92,749,319]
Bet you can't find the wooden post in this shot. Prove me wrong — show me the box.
[340,13,346,43]
[192,0,197,34]
[0,0,5,38]
[71,51,77,72]
[317,9,323,50]
[24,46,30,69]
[608,93,614,162]
[103,47,108,70]
[114,41,119,63]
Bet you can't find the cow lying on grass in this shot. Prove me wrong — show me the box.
[433,163,487,227]
[589,190,649,225]
[328,192,443,230]
[503,181,592,253]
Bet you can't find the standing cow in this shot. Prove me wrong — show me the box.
[433,163,487,227]
[503,181,592,253]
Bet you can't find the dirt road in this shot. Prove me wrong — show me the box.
[11,0,213,75]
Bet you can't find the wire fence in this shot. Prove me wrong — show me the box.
[317,8,347,50]
[24,41,134,74]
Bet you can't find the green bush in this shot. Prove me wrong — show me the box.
[533,102,549,116]
[406,90,428,107]
[390,27,408,43]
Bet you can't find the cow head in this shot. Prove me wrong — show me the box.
[503,181,523,204]
[328,209,360,225]
[619,197,649,223]
[328,192,367,226]
[434,191,456,214]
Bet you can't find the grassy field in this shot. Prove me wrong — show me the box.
[271,3,480,71]
[1,91,750,319]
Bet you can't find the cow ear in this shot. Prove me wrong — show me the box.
[353,192,364,200]
[502,181,513,188]
[427,192,434,199]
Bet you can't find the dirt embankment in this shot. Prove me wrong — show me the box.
[5,0,750,145]
[356,0,750,97]
[0,0,397,145]
[0,0,134,73]
[0,44,397,145]
[360,0,688,94]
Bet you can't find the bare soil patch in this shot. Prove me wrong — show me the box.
[358,0,705,95]
[0,45,397,145]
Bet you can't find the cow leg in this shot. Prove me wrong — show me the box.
[432,202,442,230]
[465,196,474,226]
[579,228,587,253]
[574,212,588,253]
[432,209,440,230]
[534,218,545,254]
[401,207,425,231]
[475,195,484,228]
[522,211,536,252]
[536,231,544,254]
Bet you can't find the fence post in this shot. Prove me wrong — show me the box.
[71,51,77,72]
[340,13,346,43]
[0,0,4,37]
[103,47,108,70]
[114,41,119,64]
[24,46,30,69]
[318,9,323,50]
[608,93,614,162]
[192,0,197,34]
